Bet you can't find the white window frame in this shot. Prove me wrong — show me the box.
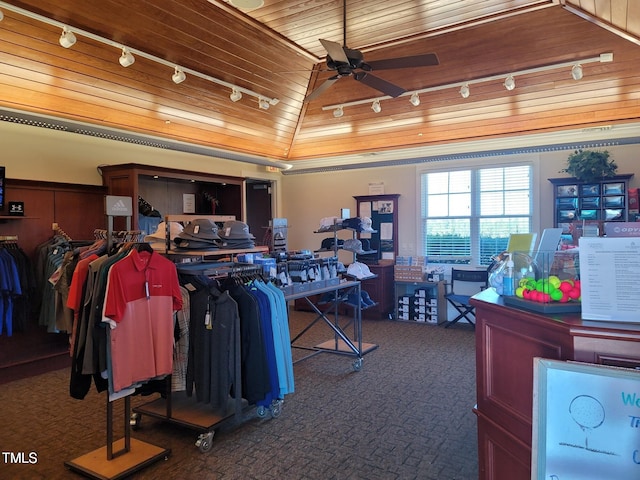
[417,159,536,267]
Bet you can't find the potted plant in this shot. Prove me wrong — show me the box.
[560,149,618,183]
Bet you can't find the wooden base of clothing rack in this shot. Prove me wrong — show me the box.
[65,396,170,479]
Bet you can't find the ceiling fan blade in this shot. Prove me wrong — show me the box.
[319,38,350,64]
[354,72,405,98]
[304,76,340,103]
[366,53,440,71]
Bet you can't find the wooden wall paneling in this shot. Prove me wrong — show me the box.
[0,179,106,384]
[1,187,53,259]
[54,190,108,240]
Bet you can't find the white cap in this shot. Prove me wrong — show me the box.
[144,221,184,242]
[347,262,375,279]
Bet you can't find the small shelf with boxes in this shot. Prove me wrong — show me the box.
[393,256,446,324]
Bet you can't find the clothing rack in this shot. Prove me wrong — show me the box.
[65,198,171,479]
[131,261,249,453]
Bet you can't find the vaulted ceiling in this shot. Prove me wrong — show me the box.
[0,0,639,170]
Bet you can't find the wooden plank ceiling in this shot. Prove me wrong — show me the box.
[0,0,639,166]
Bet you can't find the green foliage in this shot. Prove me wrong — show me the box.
[560,149,618,183]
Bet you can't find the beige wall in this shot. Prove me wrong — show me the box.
[1,120,283,219]
[282,146,640,258]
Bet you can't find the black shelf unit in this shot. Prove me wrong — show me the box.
[549,174,634,237]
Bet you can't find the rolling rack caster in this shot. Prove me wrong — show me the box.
[256,399,284,419]
[195,431,215,453]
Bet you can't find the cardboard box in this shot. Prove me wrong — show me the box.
[394,265,427,281]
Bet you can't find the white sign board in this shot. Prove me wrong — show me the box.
[532,358,640,480]
[578,237,640,323]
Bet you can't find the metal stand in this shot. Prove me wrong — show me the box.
[286,280,378,371]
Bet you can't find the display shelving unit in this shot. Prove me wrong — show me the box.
[549,174,634,239]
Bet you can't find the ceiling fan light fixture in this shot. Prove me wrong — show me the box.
[504,75,515,91]
[460,83,470,99]
[119,47,135,67]
[258,97,270,110]
[571,64,583,80]
[59,27,76,48]
[227,0,264,9]
[371,100,381,113]
[333,106,344,118]
[230,88,242,102]
[409,92,420,106]
[172,66,186,84]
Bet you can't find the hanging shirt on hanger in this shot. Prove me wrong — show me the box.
[102,249,182,394]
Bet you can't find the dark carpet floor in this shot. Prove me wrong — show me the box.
[0,311,478,480]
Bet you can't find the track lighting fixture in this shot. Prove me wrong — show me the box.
[409,92,420,106]
[333,106,344,118]
[0,1,280,109]
[322,53,612,116]
[59,27,76,48]
[119,47,135,67]
[571,64,583,80]
[171,66,186,84]
[230,88,242,102]
[503,75,515,91]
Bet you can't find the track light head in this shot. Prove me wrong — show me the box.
[571,64,583,80]
[230,88,242,102]
[59,27,76,48]
[503,75,515,91]
[333,106,344,118]
[119,47,135,67]
[172,67,186,84]
[371,99,381,113]
[409,92,420,107]
[460,83,470,99]
[258,97,270,110]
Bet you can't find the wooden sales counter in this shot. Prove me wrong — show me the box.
[470,288,640,480]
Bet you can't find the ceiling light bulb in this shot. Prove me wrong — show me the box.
[371,100,381,113]
[504,75,515,91]
[258,97,270,110]
[460,83,470,99]
[333,106,344,118]
[409,92,420,106]
[59,27,76,48]
[0,10,3,21]
[119,47,135,67]
[230,88,242,102]
[571,64,583,80]
[172,67,186,84]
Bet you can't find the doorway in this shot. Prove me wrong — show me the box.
[245,179,273,247]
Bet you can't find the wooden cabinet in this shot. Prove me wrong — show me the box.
[549,174,633,239]
[471,289,640,480]
[359,261,395,320]
[100,164,244,230]
[353,194,400,261]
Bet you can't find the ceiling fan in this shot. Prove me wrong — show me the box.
[304,0,440,103]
